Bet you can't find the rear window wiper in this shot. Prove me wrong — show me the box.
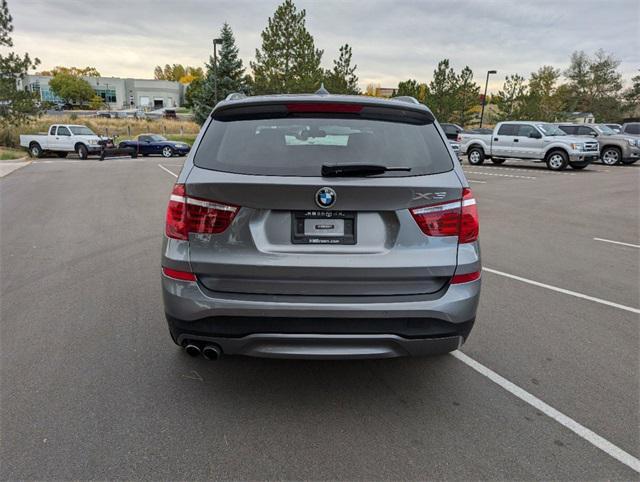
[321,164,412,177]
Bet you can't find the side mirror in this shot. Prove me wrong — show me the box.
[590,132,598,137]
[528,131,542,139]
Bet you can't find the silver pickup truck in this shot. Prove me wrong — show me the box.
[459,121,600,171]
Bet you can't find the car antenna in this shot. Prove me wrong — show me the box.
[315,83,330,95]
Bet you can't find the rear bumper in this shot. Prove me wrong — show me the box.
[162,275,480,358]
[169,328,468,359]
[162,275,480,322]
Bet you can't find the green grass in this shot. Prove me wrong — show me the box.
[166,134,197,145]
[0,147,26,160]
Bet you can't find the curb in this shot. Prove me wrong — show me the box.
[0,159,32,178]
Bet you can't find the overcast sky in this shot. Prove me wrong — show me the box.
[8,0,640,93]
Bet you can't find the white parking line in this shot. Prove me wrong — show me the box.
[158,164,179,178]
[483,267,640,314]
[463,165,576,175]
[452,351,640,474]
[465,171,537,180]
[468,179,488,184]
[593,238,640,249]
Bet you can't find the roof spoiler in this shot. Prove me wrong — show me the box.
[212,100,435,125]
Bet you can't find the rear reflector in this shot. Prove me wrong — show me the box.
[286,103,363,113]
[162,267,196,281]
[165,184,239,240]
[451,271,481,284]
[409,187,479,243]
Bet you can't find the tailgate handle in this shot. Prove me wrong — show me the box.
[513,138,519,142]
[494,137,499,141]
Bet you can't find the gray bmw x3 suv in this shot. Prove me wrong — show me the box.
[161,93,481,360]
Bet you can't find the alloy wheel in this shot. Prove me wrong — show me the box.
[602,149,619,165]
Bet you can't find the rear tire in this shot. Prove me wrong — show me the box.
[29,143,43,158]
[467,147,485,165]
[545,150,568,171]
[76,144,89,160]
[601,147,621,166]
[491,158,506,165]
[56,152,68,158]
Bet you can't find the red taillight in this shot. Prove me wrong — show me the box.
[410,187,479,243]
[410,200,461,237]
[451,271,481,284]
[459,188,479,243]
[165,183,239,240]
[286,103,363,113]
[162,267,196,281]
[166,184,188,240]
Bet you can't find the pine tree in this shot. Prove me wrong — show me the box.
[424,59,460,122]
[623,71,640,116]
[455,66,480,126]
[323,44,359,94]
[251,0,323,94]
[493,74,528,121]
[564,49,623,121]
[194,22,247,124]
[394,79,428,104]
[0,0,41,129]
[520,65,562,122]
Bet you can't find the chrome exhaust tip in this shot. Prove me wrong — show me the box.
[184,343,201,357]
[202,344,222,361]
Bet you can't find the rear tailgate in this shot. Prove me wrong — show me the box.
[184,99,463,296]
[187,168,463,296]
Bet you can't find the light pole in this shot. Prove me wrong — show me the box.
[213,38,223,105]
[479,70,497,128]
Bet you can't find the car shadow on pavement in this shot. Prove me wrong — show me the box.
[168,350,468,411]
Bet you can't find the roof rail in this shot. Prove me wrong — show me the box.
[393,96,420,105]
[225,92,247,101]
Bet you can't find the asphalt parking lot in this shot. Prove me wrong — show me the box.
[1,155,638,479]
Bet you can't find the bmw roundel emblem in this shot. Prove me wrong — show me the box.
[315,187,336,208]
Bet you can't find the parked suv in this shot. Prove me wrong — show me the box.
[161,94,481,360]
[556,123,639,165]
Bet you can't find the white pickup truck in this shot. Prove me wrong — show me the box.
[459,121,600,170]
[20,124,111,159]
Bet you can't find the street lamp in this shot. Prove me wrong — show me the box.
[479,70,497,128]
[213,38,223,105]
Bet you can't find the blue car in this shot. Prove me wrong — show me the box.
[119,134,191,158]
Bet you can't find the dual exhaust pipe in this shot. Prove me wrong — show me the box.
[184,342,222,361]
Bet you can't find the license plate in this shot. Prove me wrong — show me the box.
[292,211,356,244]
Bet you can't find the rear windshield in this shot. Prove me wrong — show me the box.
[193,116,453,177]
